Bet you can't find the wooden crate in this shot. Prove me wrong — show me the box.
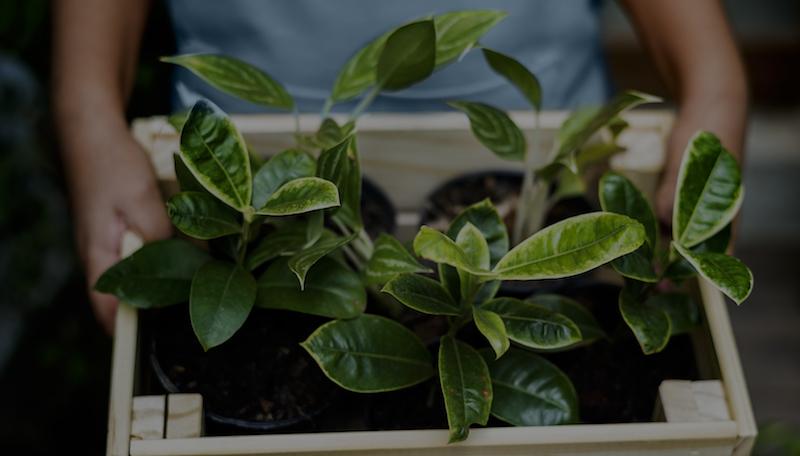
[106,111,756,456]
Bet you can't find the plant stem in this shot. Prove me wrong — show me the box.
[513,111,542,244]
[348,86,380,123]
[237,213,253,266]
[320,97,334,119]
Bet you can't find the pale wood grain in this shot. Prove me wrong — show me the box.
[166,394,203,439]
[131,396,166,440]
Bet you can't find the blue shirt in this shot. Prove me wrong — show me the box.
[166,0,609,113]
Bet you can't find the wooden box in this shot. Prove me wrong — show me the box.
[106,111,756,455]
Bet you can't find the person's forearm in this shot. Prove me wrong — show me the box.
[52,0,151,153]
[620,0,748,166]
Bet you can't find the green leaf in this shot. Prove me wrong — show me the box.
[487,348,578,426]
[413,226,493,277]
[173,153,207,194]
[317,137,362,230]
[256,177,340,216]
[456,223,490,303]
[529,294,606,343]
[663,225,732,282]
[447,198,508,267]
[252,149,316,209]
[189,261,256,351]
[302,314,434,392]
[382,273,460,316]
[492,212,645,280]
[433,10,506,66]
[244,222,307,270]
[609,247,659,283]
[180,100,252,211]
[376,20,436,91]
[288,233,356,289]
[168,111,188,133]
[482,48,541,110]
[364,234,431,286]
[331,30,391,102]
[448,101,526,161]
[554,91,660,165]
[473,308,509,359]
[161,54,293,109]
[438,336,492,443]
[166,192,241,240]
[673,131,744,248]
[305,210,324,247]
[314,118,346,149]
[673,243,753,304]
[648,293,700,335]
[599,172,657,248]
[95,239,210,309]
[256,257,365,318]
[482,298,581,350]
[619,285,670,354]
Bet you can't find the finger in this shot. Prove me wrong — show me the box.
[123,184,172,242]
[86,243,122,335]
[91,291,118,335]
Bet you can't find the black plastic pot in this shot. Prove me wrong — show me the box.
[419,170,595,299]
[361,176,396,238]
[147,307,338,434]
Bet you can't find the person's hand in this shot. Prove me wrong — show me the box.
[64,123,171,334]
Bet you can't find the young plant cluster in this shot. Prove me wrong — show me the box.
[96,9,752,443]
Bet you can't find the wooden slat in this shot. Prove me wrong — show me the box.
[131,396,166,440]
[166,394,204,439]
[658,380,730,423]
[130,422,737,456]
[107,232,144,456]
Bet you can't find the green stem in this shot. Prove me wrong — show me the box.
[513,111,542,244]
[321,97,334,119]
[237,212,254,266]
[348,86,380,123]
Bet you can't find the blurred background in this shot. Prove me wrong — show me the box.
[0,1,797,454]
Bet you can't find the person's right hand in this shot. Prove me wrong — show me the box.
[64,123,171,334]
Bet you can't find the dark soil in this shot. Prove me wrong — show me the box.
[144,307,337,433]
[361,177,396,238]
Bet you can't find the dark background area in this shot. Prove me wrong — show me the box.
[0,1,797,454]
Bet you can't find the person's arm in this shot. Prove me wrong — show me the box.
[53,0,171,333]
[619,0,748,225]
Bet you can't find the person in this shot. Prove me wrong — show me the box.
[53,0,748,333]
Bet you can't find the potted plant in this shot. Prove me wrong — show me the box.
[100,8,756,455]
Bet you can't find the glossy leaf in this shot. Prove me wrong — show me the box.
[305,210,324,247]
[673,131,744,248]
[413,226,492,277]
[256,177,340,216]
[434,10,506,66]
[244,222,307,270]
[649,293,700,335]
[456,223,490,302]
[167,191,241,240]
[482,48,541,110]
[492,212,645,280]
[95,239,210,309]
[447,198,508,266]
[554,91,660,165]
[674,243,753,304]
[180,100,252,211]
[438,336,492,443]
[317,137,362,230]
[382,273,460,316]
[599,172,657,247]
[161,54,293,109]
[314,118,346,149]
[529,294,606,343]
[482,297,581,350]
[473,308,509,359]
[610,247,659,283]
[252,149,316,209]
[173,153,207,194]
[376,20,436,91]
[487,348,578,426]
[449,101,525,161]
[168,111,188,132]
[189,261,256,351]
[663,225,732,282]
[302,314,434,392]
[331,30,391,102]
[256,257,365,318]
[288,233,356,289]
[619,285,670,354]
[364,234,431,285]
